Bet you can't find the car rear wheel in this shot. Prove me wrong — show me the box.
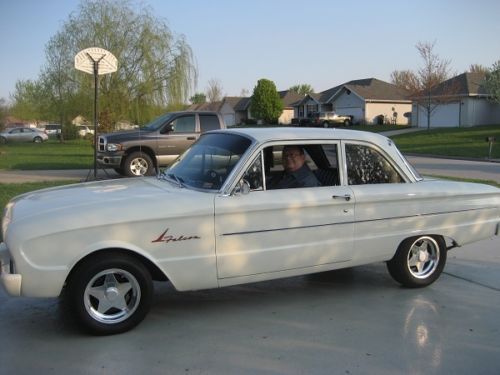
[323,121,330,128]
[0,136,6,144]
[386,235,446,288]
[65,253,153,335]
[33,136,43,143]
[343,119,351,126]
[123,151,155,177]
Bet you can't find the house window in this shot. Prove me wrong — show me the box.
[306,104,318,117]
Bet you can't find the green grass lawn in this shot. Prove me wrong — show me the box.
[391,125,500,159]
[0,139,94,170]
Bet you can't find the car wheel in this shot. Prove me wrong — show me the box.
[323,121,330,128]
[65,253,153,335]
[0,136,6,144]
[123,152,155,177]
[386,235,446,288]
[33,136,43,143]
[343,119,351,126]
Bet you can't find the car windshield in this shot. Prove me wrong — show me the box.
[142,113,176,131]
[165,133,252,191]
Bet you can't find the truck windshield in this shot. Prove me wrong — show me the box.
[165,133,252,191]
[142,113,176,131]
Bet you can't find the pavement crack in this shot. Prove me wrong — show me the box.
[443,271,500,292]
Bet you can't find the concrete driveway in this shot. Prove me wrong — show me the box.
[0,237,499,374]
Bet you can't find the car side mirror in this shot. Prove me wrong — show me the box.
[163,124,174,133]
[233,179,251,196]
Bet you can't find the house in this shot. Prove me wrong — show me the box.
[412,72,500,128]
[294,78,412,125]
[187,100,238,126]
[190,91,303,126]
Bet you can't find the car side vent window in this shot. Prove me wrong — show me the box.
[346,144,404,185]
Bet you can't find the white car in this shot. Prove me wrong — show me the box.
[1,128,499,334]
[76,125,95,137]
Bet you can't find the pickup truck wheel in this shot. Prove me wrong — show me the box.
[343,119,351,126]
[323,121,330,128]
[387,235,446,288]
[66,254,153,335]
[124,152,155,177]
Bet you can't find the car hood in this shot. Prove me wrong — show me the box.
[101,129,155,142]
[6,177,214,237]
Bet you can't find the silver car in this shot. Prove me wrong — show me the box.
[0,127,49,143]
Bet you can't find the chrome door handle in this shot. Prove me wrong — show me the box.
[332,194,351,201]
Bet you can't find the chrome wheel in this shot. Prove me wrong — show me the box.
[84,268,141,325]
[407,236,440,279]
[387,235,446,288]
[124,151,154,177]
[130,157,149,176]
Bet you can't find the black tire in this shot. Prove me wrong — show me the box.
[65,253,153,335]
[33,136,43,143]
[343,119,351,126]
[323,121,330,128]
[386,235,446,288]
[123,151,155,177]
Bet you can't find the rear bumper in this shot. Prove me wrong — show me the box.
[0,242,21,296]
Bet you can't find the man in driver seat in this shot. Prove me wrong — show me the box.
[268,145,320,189]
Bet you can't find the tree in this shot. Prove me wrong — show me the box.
[190,93,206,104]
[391,41,454,129]
[289,84,314,96]
[249,79,283,124]
[12,0,197,129]
[468,64,490,74]
[484,60,500,104]
[206,79,223,102]
[0,98,8,131]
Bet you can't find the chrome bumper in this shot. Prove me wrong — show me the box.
[0,242,21,296]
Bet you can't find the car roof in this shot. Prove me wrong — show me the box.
[214,127,390,146]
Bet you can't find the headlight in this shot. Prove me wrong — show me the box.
[106,143,122,152]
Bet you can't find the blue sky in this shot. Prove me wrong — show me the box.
[1,0,500,101]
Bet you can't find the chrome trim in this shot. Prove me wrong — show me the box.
[220,206,497,236]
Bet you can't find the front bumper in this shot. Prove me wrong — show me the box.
[96,153,124,168]
[0,242,21,296]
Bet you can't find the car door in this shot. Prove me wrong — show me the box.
[9,128,23,142]
[343,141,410,261]
[214,142,355,280]
[156,114,198,165]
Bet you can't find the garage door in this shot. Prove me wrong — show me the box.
[223,114,235,126]
[417,103,460,128]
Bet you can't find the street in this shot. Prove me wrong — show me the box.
[0,237,499,374]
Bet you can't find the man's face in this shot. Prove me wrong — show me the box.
[282,147,305,173]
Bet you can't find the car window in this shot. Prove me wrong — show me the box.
[345,143,404,185]
[199,114,220,132]
[167,133,251,190]
[171,115,196,133]
[242,154,264,191]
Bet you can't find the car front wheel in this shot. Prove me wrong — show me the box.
[386,235,446,288]
[123,151,155,177]
[65,253,153,335]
